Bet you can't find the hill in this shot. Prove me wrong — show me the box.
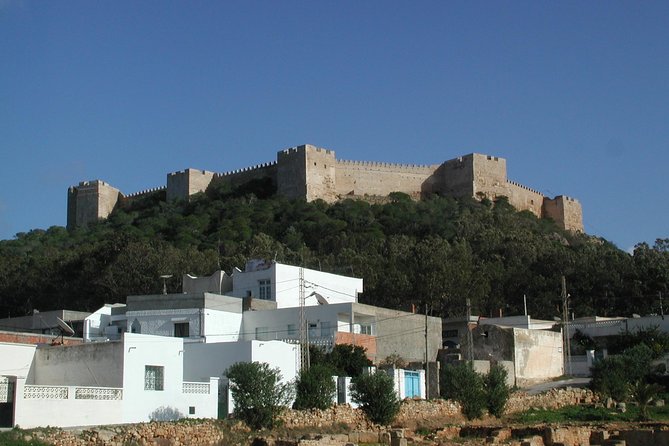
[0,181,666,321]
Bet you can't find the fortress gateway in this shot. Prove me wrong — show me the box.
[67,144,583,232]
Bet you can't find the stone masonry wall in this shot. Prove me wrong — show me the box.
[67,144,582,232]
[506,181,545,217]
[335,160,439,199]
[543,195,584,232]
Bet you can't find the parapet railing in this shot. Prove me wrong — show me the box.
[182,382,211,394]
[23,385,123,400]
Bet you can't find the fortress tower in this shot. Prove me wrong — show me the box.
[66,144,584,232]
[67,181,121,230]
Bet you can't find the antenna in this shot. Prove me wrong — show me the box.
[159,274,173,295]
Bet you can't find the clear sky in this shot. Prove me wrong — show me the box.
[1,1,667,251]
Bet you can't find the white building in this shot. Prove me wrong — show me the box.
[184,260,363,308]
[1,333,218,428]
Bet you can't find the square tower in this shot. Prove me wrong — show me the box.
[277,144,337,202]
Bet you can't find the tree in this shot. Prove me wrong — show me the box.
[630,380,663,420]
[322,344,372,378]
[590,344,656,402]
[225,362,293,430]
[293,364,336,410]
[485,364,510,418]
[440,362,486,420]
[350,371,400,425]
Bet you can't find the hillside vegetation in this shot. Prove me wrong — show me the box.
[0,180,667,320]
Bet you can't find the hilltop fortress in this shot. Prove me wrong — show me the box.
[67,144,583,232]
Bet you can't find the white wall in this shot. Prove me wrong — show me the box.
[513,328,563,384]
[126,308,202,339]
[203,309,242,342]
[184,340,298,385]
[183,340,298,415]
[0,343,35,377]
[241,303,355,342]
[230,263,362,309]
[13,379,124,428]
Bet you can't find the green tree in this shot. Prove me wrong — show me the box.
[293,364,336,410]
[324,344,372,378]
[225,362,293,430]
[630,380,663,420]
[485,364,510,418]
[350,371,400,425]
[440,362,486,420]
[590,344,655,401]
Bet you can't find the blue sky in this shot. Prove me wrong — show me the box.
[1,1,667,251]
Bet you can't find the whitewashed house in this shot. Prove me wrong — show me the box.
[2,333,218,428]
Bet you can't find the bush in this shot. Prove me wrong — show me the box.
[225,362,293,430]
[485,364,510,417]
[350,371,400,425]
[440,362,486,420]
[590,344,655,401]
[293,364,337,410]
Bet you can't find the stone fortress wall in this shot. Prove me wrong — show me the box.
[67,144,584,232]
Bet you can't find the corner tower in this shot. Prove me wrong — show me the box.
[277,144,337,202]
[67,180,121,229]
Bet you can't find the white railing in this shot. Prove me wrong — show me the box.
[75,387,123,400]
[24,385,69,399]
[183,382,210,394]
[0,377,11,403]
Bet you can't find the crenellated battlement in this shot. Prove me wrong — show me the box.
[215,161,277,178]
[66,143,584,232]
[507,180,544,197]
[123,186,167,199]
[336,159,436,170]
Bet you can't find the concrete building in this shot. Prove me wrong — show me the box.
[184,259,363,309]
[441,315,564,386]
[0,310,90,337]
[1,333,218,428]
[68,144,583,232]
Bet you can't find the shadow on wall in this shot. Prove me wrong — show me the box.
[149,406,185,422]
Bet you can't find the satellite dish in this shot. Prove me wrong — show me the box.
[56,317,75,336]
[314,292,329,305]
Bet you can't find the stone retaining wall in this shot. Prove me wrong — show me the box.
[19,388,600,446]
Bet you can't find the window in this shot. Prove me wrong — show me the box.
[258,279,271,300]
[255,327,270,341]
[189,406,195,415]
[144,366,164,391]
[287,324,296,336]
[308,322,317,339]
[359,323,373,335]
[320,321,331,337]
[174,322,189,338]
[444,329,458,338]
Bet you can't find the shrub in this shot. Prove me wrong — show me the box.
[485,363,510,417]
[350,371,400,425]
[225,362,293,430]
[590,344,655,401]
[293,364,337,410]
[440,362,486,420]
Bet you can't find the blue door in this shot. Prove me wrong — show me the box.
[404,371,420,398]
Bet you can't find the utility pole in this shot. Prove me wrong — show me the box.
[660,292,664,320]
[466,298,474,362]
[561,276,572,376]
[299,267,309,371]
[424,303,429,399]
